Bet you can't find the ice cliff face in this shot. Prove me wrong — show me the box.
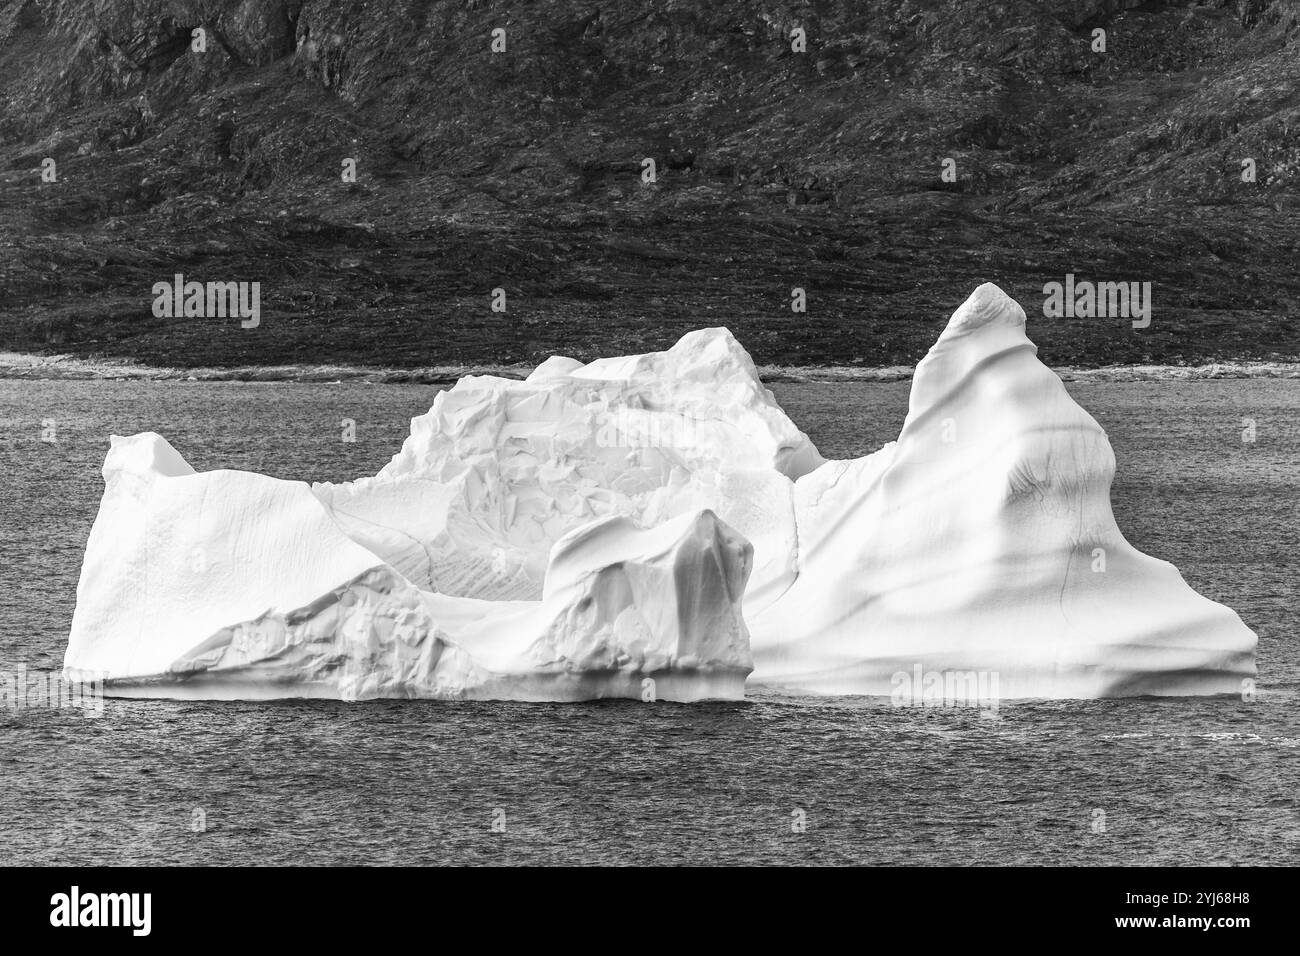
[64,283,1257,701]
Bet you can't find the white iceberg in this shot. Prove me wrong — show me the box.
[64,283,1257,701]
[65,434,753,701]
[748,283,1258,697]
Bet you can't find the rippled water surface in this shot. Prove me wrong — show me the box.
[0,378,1295,865]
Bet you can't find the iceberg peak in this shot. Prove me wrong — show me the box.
[104,432,196,482]
[941,281,1028,338]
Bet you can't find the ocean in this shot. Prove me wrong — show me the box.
[0,378,1295,865]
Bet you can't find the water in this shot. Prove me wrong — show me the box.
[0,378,1296,865]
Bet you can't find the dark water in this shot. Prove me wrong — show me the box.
[0,378,1296,865]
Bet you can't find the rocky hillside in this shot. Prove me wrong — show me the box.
[1,0,1298,368]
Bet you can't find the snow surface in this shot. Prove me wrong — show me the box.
[64,283,1257,700]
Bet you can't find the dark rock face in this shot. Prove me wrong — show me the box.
[0,0,1297,368]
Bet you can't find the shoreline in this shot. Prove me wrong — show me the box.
[2,351,1298,385]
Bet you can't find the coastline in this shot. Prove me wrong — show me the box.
[3,351,1299,386]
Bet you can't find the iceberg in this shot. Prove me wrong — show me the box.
[64,283,1257,701]
[65,434,753,701]
[748,284,1258,697]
